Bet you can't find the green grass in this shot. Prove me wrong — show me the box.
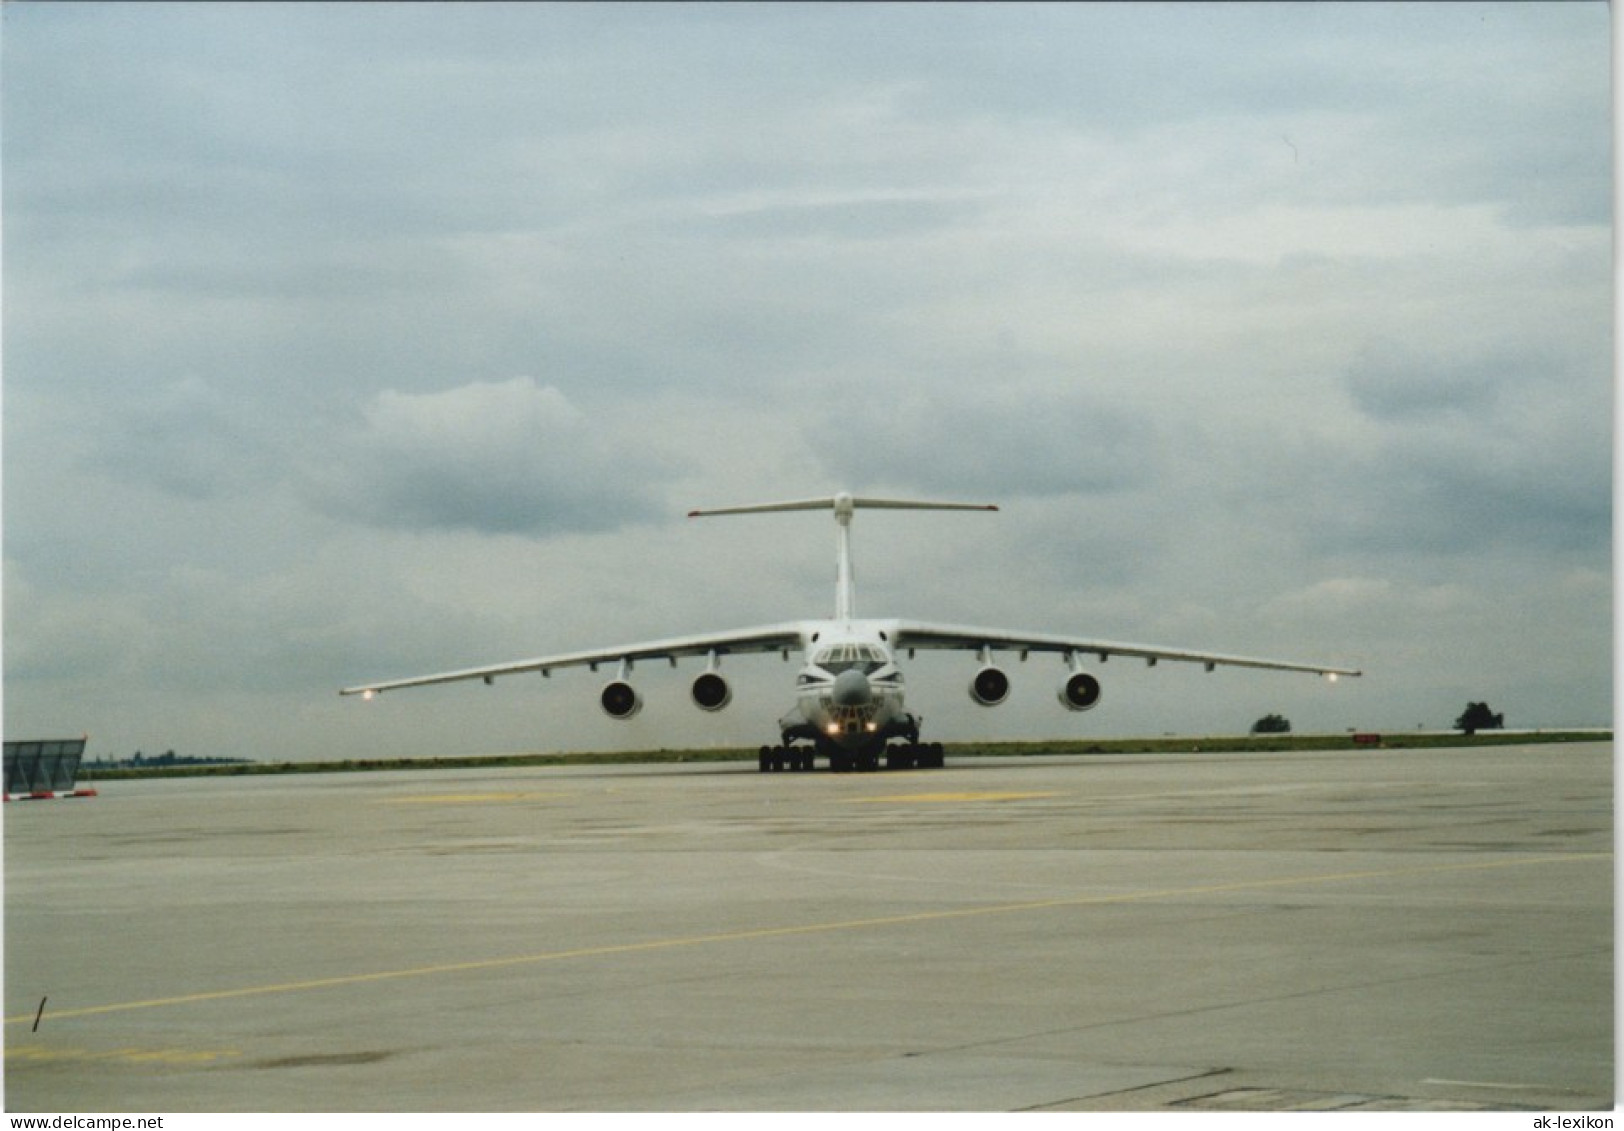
[77,730,1610,781]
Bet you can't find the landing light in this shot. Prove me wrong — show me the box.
[1326,672,1339,684]
[362,689,377,701]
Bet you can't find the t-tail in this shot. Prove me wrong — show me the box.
[688,492,998,621]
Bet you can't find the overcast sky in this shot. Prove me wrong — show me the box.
[3,3,1612,763]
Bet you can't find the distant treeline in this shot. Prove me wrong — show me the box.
[85,751,254,770]
[77,730,1610,780]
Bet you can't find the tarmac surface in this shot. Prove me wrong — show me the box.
[3,742,1613,1112]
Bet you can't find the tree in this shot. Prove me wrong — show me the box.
[1251,713,1291,734]
[1455,702,1504,734]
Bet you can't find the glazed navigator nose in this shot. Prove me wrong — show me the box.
[831,668,873,707]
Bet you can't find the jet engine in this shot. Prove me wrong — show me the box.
[691,671,732,712]
[969,665,1011,706]
[1059,669,1103,711]
[599,680,643,719]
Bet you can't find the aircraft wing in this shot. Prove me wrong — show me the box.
[340,622,809,697]
[889,620,1362,678]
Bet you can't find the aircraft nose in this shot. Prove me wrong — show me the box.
[831,668,873,707]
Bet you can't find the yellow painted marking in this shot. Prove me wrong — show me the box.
[4,1045,241,1065]
[379,791,571,805]
[6,852,1606,1026]
[852,790,1063,804]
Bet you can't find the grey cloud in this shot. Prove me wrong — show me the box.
[96,377,278,501]
[809,376,1159,500]
[682,194,989,243]
[1313,346,1610,560]
[305,377,675,536]
[1312,442,1610,560]
[1345,342,1518,422]
[3,5,1611,761]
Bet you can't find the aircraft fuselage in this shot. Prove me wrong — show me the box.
[785,620,915,750]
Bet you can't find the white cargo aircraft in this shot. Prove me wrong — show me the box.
[341,493,1361,772]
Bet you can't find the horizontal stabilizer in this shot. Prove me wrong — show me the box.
[689,492,997,518]
[688,491,997,621]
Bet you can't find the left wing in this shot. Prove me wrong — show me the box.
[340,622,808,697]
[889,620,1362,678]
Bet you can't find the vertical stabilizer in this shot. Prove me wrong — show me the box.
[688,492,998,621]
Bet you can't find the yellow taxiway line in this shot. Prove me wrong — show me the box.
[7,851,1608,1026]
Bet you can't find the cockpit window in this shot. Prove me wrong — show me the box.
[812,643,888,674]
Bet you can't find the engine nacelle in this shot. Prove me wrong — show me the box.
[1059,669,1103,712]
[969,665,1011,706]
[691,671,732,712]
[599,680,642,720]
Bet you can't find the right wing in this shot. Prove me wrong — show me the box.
[890,619,1362,678]
[340,622,809,697]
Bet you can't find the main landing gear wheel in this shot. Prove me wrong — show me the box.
[885,742,945,770]
[758,746,815,773]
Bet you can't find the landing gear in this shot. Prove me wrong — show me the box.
[828,750,880,773]
[757,745,815,773]
[757,741,945,772]
[884,742,945,770]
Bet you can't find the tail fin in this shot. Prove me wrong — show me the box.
[688,492,998,620]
